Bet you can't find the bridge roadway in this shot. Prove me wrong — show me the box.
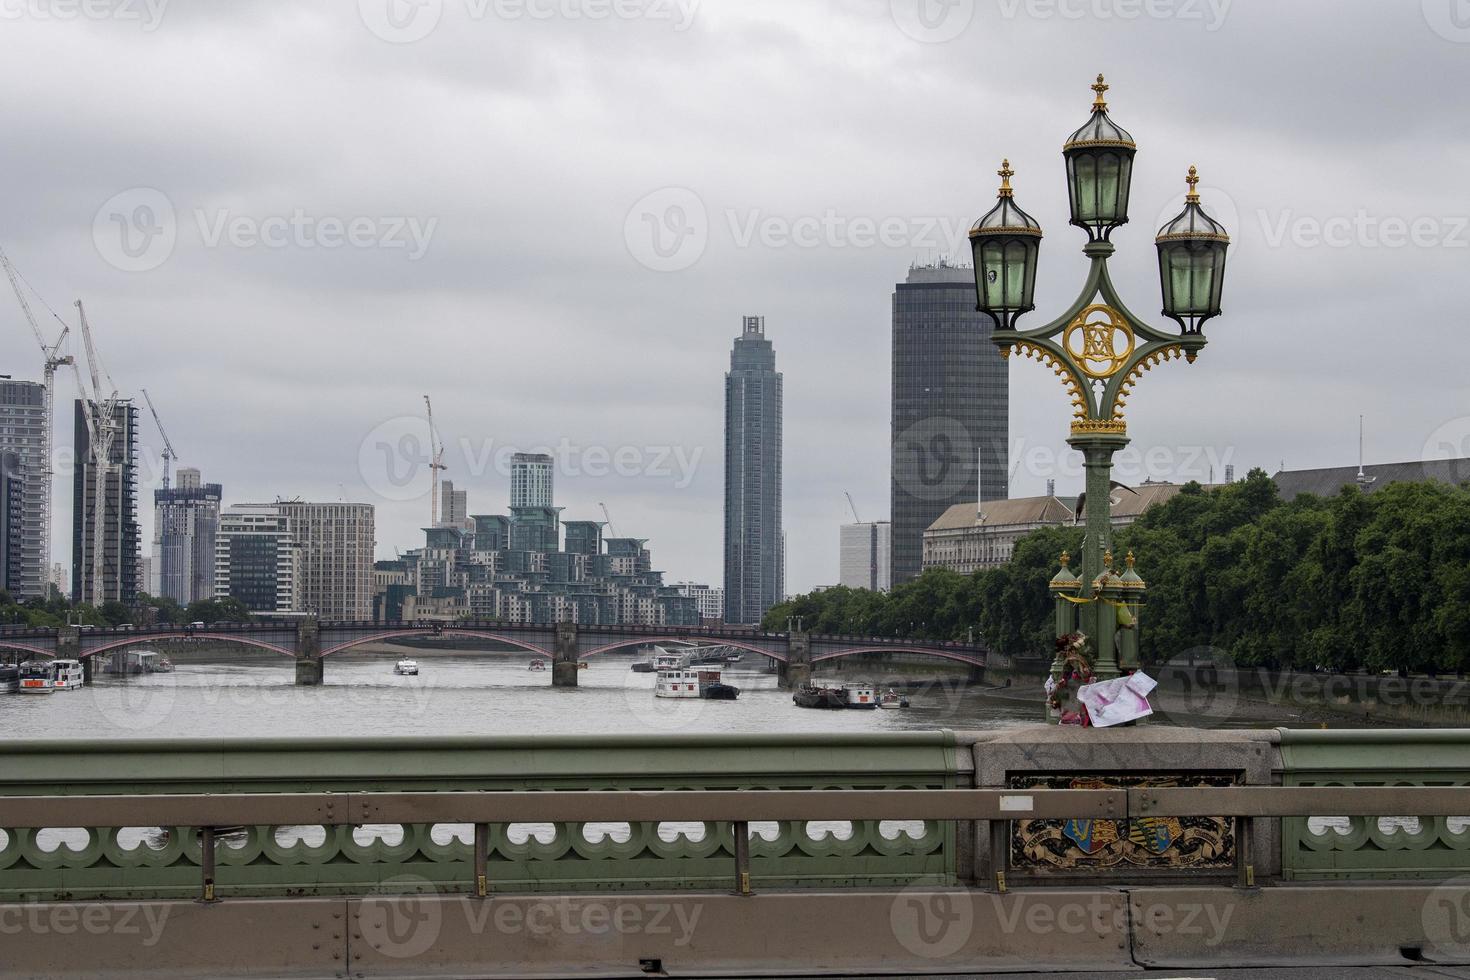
[0,619,989,687]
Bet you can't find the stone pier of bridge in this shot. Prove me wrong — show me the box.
[778,631,810,689]
[552,622,579,687]
[294,619,323,686]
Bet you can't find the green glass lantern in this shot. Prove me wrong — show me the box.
[1062,74,1136,242]
[969,159,1043,330]
[1155,166,1230,334]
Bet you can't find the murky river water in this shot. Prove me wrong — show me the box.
[1,651,1055,739]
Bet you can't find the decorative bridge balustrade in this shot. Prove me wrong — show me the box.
[5,730,1470,906]
[0,733,961,903]
[1278,728,1470,880]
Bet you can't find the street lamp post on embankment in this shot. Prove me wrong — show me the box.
[968,75,1231,718]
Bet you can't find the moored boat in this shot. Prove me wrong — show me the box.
[655,667,701,698]
[52,659,84,690]
[17,660,54,694]
[843,686,879,709]
[879,690,910,709]
[792,684,847,709]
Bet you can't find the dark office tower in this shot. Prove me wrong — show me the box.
[724,315,783,625]
[0,451,24,595]
[72,398,141,605]
[890,260,1009,586]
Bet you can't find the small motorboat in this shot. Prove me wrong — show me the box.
[879,690,910,709]
[703,682,740,701]
[394,659,419,676]
[528,659,547,672]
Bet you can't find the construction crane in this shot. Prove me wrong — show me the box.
[599,502,619,538]
[423,395,446,527]
[844,490,862,524]
[0,247,73,585]
[72,300,121,607]
[139,388,178,489]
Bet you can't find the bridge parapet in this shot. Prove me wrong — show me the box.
[0,732,958,901]
[5,730,1470,976]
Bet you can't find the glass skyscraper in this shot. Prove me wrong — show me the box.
[724,315,783,624]
[890,261,1009,586]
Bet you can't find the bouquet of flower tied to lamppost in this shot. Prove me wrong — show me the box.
[1046,632,1096,725]
[1046,631,1159,727]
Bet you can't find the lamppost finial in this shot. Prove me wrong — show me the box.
[1091,73,1109,111]
[997,158,1014,197]
[1185,165,1200,202]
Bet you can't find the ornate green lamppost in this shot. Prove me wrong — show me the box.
[969,75,1230,714]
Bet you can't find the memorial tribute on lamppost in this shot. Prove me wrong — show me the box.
[968,75,1231,723]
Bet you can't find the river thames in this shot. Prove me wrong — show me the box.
[0,647,1311,739]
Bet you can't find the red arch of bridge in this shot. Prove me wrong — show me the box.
[78,633,298,658]
[318,630,553,658]
[0,639,60,659]
[811,647,987,668]
[578,636,787,662]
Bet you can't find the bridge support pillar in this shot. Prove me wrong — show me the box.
[779,632,811,690]
[552,622,578,688]
[295,618,324,686]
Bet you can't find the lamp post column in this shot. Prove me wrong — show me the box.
[1071,433,1126,680]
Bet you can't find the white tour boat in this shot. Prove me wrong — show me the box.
[394,659,419,676]
[654,667,703,698]
[16,660,54,694]
[52,659,84,690]
[528,659,547,671]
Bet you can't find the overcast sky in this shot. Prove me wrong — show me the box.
[1,0,1466,594]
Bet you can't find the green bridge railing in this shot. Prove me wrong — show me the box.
[0,733,959,902]
[1278,728,1470,880]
